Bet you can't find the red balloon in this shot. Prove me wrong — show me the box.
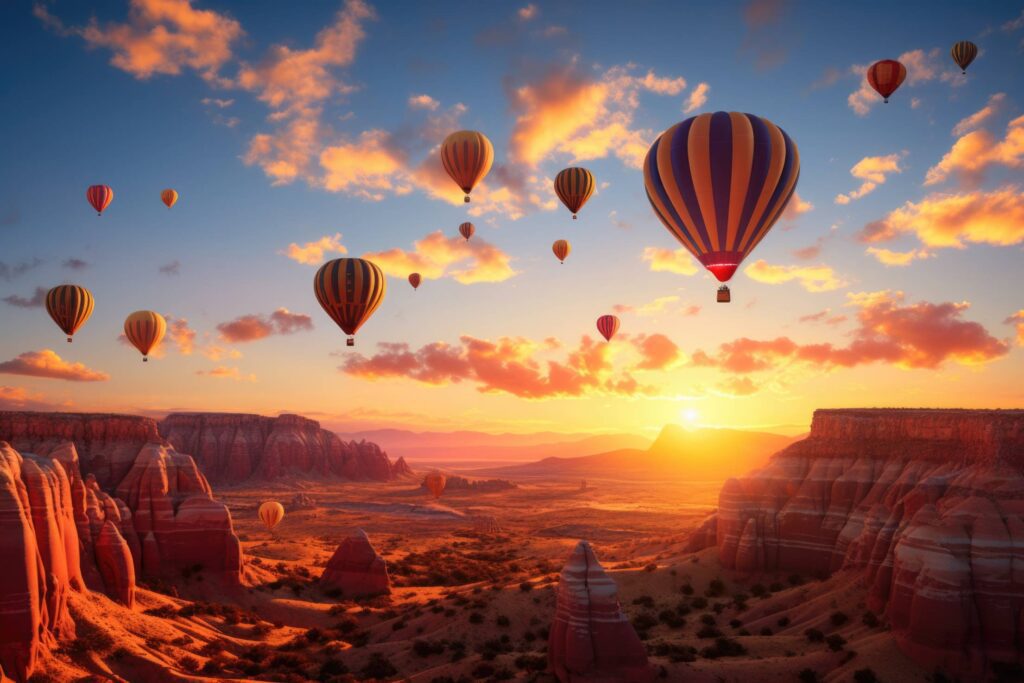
[459,222,475,241]
[866,60,906,103]
[86,185,113,215]
[596,315,620,342]
[408,273,421,290]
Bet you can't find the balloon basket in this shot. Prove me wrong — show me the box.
[143,357,148,362]
[717,286,731,303]
[346,337,355,347]
[464,196,470,203]
[67,337,72,343]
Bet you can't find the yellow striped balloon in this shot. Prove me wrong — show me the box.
[258,501,285,531]
[552,239,571,264]
[161,189,178,209]
[440,130,493,202]
[314,258,386,347]
[46,285,94,342]
[554,167,595,219]
[951,41,978,74]
[124,310,166,362]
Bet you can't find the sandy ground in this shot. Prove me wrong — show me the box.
[33,476,930,682]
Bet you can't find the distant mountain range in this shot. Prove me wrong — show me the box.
[332,428,652,465]
[467,424,801,482]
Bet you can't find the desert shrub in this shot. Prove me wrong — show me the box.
[469,611,484,624]
[413,639,446,657]
[632,613,658,631]
[658,609,684,628]
[804,628,824,643]
[472,662,495,678]
[700,614,717,626]
[318,658,349,679]
[633,595,655,608]
[699,637,746,659]
[145,604,177,618]
[769,581,784,592]
[862,611,880,628]
[706,579,726,597]
[523,629,536,642]
[514,654,547,671]
[696,625,722,639]
[680,584,694,595]
[519,581,534,592]
[830,611,849,627]
[691,596,708,609]
[853,669,878,683]
[201,659,223,675]
[777,616,791,628]
[653,642,697,663]
[392,619,408,631]
[798,670,820,683]
[178,655,200,673]
[27,675,55,683]
[362,653,398,679]
[729,618,742,628]
[65,627,115,656]
[760,627,773,636]
[788,574,804,586]
[644,563,658,572]
[825,633,847,651]
[496,615,510,627]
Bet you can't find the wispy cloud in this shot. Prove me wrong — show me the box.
[834,153,905,204]
[281,233,348,265]
[3,287,46,309]
[364,230,517,284]
[217,308,313,343]
[744,260,847,292]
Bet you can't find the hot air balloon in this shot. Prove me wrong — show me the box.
[123,310,166,362]
[314,258,386,347]
[408,273,422,290]
[441,130,493,202]
[459,222,475,241]
[45,285,94,342]
[424,472,446,499]
[161,189,178,209]
[951,41,978,74]
[866,60,906,103]
[554,167,595,219]
[643,111,800,300]
[87,185,113,216]
[596,314,619,342]
[552,239,571,264]
[258,501,285,531]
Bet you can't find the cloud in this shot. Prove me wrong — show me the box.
[318,129,408,197]
[282,232,348,265]
[408,94,439,111]
[0,349,109,382]
[518,4,538,20]
[847,48,955,116]
[834,153,904,204]
[3,287,46,309]
[62,258,89,270]
[782,191,813,220]
[1005,310,1024,345]
[36,0,243,83]
[682,82,710,114]
[792,235,828,260]
[159,260,181,275]
[741,0,789,69]
[717,376,758,396]
[196,366,255,381]
[507,62,686,168]
[216,308,313,343]
[342,335,647,399]
[631,333,682,370]
[694,291,1008,378]
[865,246,932,267]
[925,114,1024,187]
[613,295,679,316]
[363,230,517,284]
[859,186,1024,249]
[744,260,847,292]
[0,258,43,281]
[166,316,197,355]
[797,309,847,325]
[0,385,68,411]
[642,247,699,276]
[201,97,233,108]
[952,93,1006,136]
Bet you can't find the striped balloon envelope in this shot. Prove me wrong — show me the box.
[596,315,620,342]
[124,310,166,361]
[161,188,178,208]
[46,285,94,342]
[866,60,906,102]
[554,167,595,219]
[643,111,800,289]
[314,258,386,346]
[86,185,113,215]
[258,501,285,531]
[951,41,978,74]
[440,130,493,202]
[408,272,422,290]
[458,221,475,241]
[552,239,571,264]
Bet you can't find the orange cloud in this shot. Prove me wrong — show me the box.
[865,246,932,267]
[835,153,904,204]
[363,230,517,284]
[744,260,847,292]
[797,309,847,325]
[631,334,682,371]
[196,366,255,381]
[166,316,196,355]
[217,308,313,343]
[782,191,813,220]
[36,0,243,83]
[859,186,1024,249]
[642,247,699,276]
[925,114,1024,186]
[952,93,1006,136]
[1005,310,1024,346]
[518,4,538,20]
[682,82,710,114]
[408,94,439,110]
[282,233,348,265]
[0,350,109,382]
[0,385,68,411]
[694,291,1008,377]
[717,376,758,397]
[613,296,679,317]
[342,335,648,399]
[319,130,409,198]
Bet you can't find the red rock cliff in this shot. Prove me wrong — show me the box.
[159,412,410,483]
[713,408,1024,677]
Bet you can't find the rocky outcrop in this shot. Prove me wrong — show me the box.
[423,475,517,493]
[94,521,135,607]
[713,408,1024,677]
[683,512,717,553]
[319,529,390,598]
[548,540,653,683]
[159,412,410,483]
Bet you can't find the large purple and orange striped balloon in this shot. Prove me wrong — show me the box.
[643,111,800,284]
[596,315,620,342]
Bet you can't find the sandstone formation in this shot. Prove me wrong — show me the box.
[425,474,517,493]
[319,528,391,598]
[159,412,413,483]
[548,540,654,683]
[290,492,317,509]
[712,408,1024,677]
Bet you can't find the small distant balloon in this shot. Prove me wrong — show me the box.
[408,272,422,290]
[552,239,571,264]
[314,258,386,347]
[459,222,475,241]
[424,472,446,499]
[123,310,166,362]
[87,185,113,216]
[866,60,906,103]
[46,285,94,342]
[258,501,285,530]
[440,130,493,202]
[596,314,620,342]
[554,167,595,219]
[161,189,178,209]
[951,41,978,74]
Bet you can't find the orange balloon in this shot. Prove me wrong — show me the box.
[459,222,475,241]
[258,501,285,530]
[46,285,94,342]
[123,310,166,361]
[552,239,571,263]
[440,131,493,202]
[424,472,446,499]
[161,189,178,208]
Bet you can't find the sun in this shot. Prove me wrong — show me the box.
[680,408,699,425]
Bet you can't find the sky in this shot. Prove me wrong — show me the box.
[0,0,1022,437]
